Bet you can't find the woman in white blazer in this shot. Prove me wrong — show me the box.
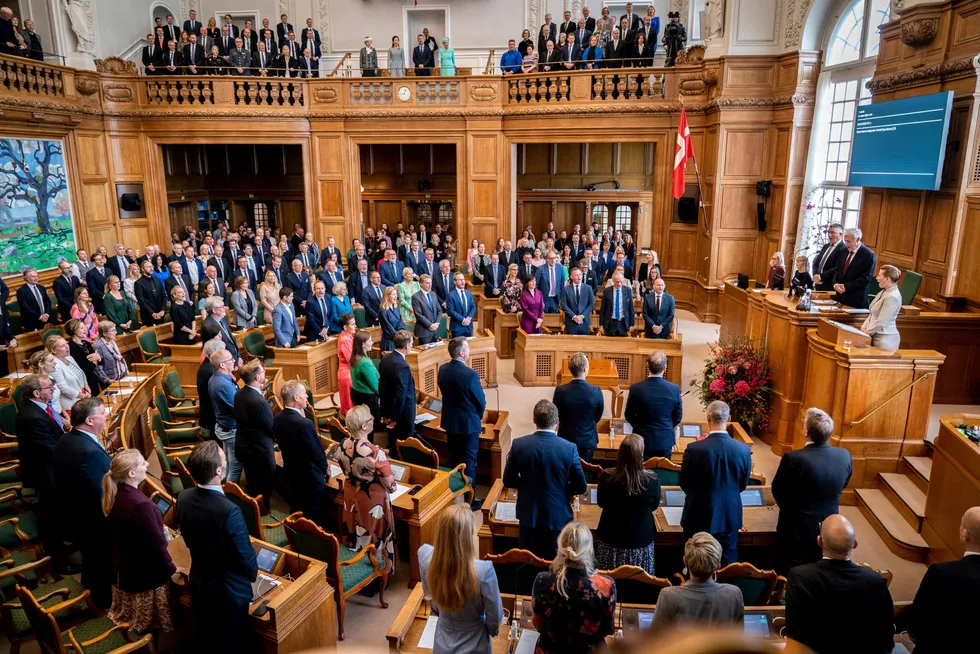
[47,335,91,412]
[861,264,902,351]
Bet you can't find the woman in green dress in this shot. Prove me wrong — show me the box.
[438,37,455,76]
[104,275,138,333]
[349,330,380,442]
[396,266,421,323]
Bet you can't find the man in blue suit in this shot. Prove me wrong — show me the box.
[274,287,301,347]
[379,249,405,287]
[284,258,312,316]
[403,240,424,274]
[431,260,454,311]
[379,330,416,442]
[642,278,675,339]
[361,270,384,327]
[482,252,505,301]
[53,260,81,323]
[445,272,476,337]
[503,400,587,560]
[176,441,258,654]
[599,272,634,337]
[624,351,682,459]
[535,250,567,313]
[552,353,604,462]
[680,400,752,566]
[438,337,487,508]
[53,397,112,607]
[85,254,110,314]
[347,258,371,306]
[305,281,331,343]
[319,259,343,297]
[560,267,594,335]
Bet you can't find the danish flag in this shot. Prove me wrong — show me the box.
[672,105,694,200]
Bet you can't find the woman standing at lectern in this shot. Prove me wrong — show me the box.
[861,264,902,351]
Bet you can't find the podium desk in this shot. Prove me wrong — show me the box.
[321,459,464,587]
[557,359,618,387]
[413,392,512,482]
[270,340,336,394]
[514,330,682,388]
[407,334,496,397]
[591,421,754,465]
[718,281,754,343]
[492,309,564,359]
[168,534,337,653]
[922,415,980,564]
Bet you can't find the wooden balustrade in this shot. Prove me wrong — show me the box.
[0,56,66,97]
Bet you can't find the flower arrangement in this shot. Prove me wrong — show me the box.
[692,337,773,432]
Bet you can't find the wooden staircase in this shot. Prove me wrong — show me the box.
[855,449,933,562]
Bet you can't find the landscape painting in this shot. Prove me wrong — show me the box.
[0,138,77,276]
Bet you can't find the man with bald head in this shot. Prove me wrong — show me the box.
[785,514,894,653]
[908,506,980,652]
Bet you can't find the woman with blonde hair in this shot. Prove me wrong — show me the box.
[104,275,137,333]
[765,252,786,291]
[103,449,177,633]
[259,269,281,324]
[378,285,405,352]
[418,504,503,653]
[501,264,522,313]
[123,262,141,309]
[395,267,420,323]
[531,522,616,653]
[47,335,89,412]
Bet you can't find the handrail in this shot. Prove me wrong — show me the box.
[849,372,936,427]
[483,48,496,75]
[329,52,351,77]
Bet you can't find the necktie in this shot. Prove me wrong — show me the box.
[614,289,621,320]
[46,404,55,421]
[843,250,855,273]
[261,52,265,67]
[549,267,556,296]
[818,242,835,273]
[319,297,327,323]
[170,53,174,65]
[656,294,661,314]
[191,45,195,60]
[492,265,497,286]
[574,284,580,304]
[444,275,449,291]
[427,292,432,310]
[376,286,382,301]
[32,285,42,309]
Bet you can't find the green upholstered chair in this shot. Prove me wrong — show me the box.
[3,573,95,653]
[221,482,288,548]
[460,263,469,276]
[283,513,388,641]
[484,549,551,597]
[353,306,368,329]
[581,459,604,484]
[395,437,439,469]
[136,329,169,364]
[0,509,39,553]
[600,565,672,604]
[41,328,63,346]
[643,456,681,487]
[243,329,274,366]
[0,546,45,602]
[715,562,780,606]
[325,415,350,444]
[150,405,201,448]
[436,314,448,339]
[153,436,191,498]
[161,369,198,420]
[899,269,923,306]
[9,386,24,413]
[0,403,17,438]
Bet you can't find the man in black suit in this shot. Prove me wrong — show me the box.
[203,297,241,364]
[208,245,231,289]
[298,47,318,78]
[599,271,635,336]
[22,19,43,61]
[85,254,110,314]
[497,241,518,269]
[161,14,180,46]
[16,268,53,332]
[785,514,894,654]
[302,18,322,57]
[412,275,442,345]
[908,506,980,653]
[259,29,277,61]
[412,33,435,76]
[142,33,160,74]
[218,26,235,56]
[482,252,505,300]
[274,380,327,522]
[165,261,194,304]
[176,441,258,654]
[234,361,276,510]
[224,238,243,271]
[16,375,64,568]
[109,244,132,280]
[305,281,330,343]
[623,2,644,31]
[183,10,201,39]
[540,40,563,73]
[642,278,675,339]
[347,258,371,305]
[604,28,627,67]
[221,14,240,39]
[379,330,416,443]
[162,39,183,74]
[52,398,112,607]
[553,353,604,462]
[561,32,581,70]
[183,33,204,74]
[53,260,81,323]
[276,14,294,45]
[559,10,576,34]
[538,24,556,56]
[832,227,876,309]
[361,270,384,326]
[431,260,454,311]
[197,340,225,439]
[811,223,845,291]
[284,258,312,316]
[625,352,682,458]
[582,6,596,32]
[772,407,852,573]
[518,252,537,284]
[679,400,751,566]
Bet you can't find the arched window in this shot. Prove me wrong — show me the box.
[437,203,453,226]
[591,204,609,232]
[415,203,433,225]
[826,0,890,67]
[614,205,633,233]
[253,202,269,230]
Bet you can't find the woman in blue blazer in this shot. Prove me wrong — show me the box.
[378,286,405,352]
[329,281,353,334]
[581,34,603,69]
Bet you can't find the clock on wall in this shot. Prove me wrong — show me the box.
[397,86,412,102]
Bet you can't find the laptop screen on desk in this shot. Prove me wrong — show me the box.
[663,489,764,507]
[744,612,770,638]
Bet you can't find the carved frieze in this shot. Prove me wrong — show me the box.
[75,77,99,96]
[470,84,498,101]
[865,56,976,93]
[94,57,137,75]
[313,87,339,103]
[900,17,939,47]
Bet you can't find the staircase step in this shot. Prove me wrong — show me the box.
[879,473,926,531]
[855,488,928,563]
[902,456,932,494]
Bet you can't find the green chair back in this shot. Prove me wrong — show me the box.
[899,270,922,306]
[460,263,469,276]
[138,329,161,360]
[6,300,19,314]
[10,385,24,412]
[41,328,63,345]
[155,392,174,422]
[163,370,186,400]
[0,403,16,436]
[287,522,343,586]
[721,576,772,606]
[243,330,268,359]
[395,439,439,469]
[353,306,367,329]
[14,586,63,654]
[448,467,468,494]
[153,436,184,497]
[653,468,678,486]
[867,277,882,303]
[437,314,448,339]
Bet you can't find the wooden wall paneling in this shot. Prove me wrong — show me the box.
[879,191,925,264]
[314,130,354,249]
[521,201,553,237]
[467,129,503,251]
[666,229,698,274]
[954,198,980,304]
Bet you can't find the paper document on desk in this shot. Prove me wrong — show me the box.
[590,488,597,504]
[494,501,517,522]
[328,464,343,479]
[418,615,439,649]
[842,308,870,314]
[662,507,683,526]
[415,412,437,424]
[514,629,540,654]
[112,387,135,396]
[118,375,143,383]
[388,484,412,502]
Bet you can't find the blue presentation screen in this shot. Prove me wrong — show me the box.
[848,91,953,191]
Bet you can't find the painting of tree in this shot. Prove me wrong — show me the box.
[0,138,77,276]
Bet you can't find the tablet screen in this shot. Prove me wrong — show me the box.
[427,399,443,413]
[154,498,172,515]
[740,489,764,507]
[256,548,281,573]
[744,613,769,638]
[390,463,408,482]
[664,490,686,506]
[637,611,655,630]
[681,424,702,438]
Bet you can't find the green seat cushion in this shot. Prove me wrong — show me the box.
[164,428,199,444]
[11,576,88,637]
[171,404,197,419]
[0,512,38,548]
[169,477,185,497]
[439,467,470,493]
[338,545,381,590]
[0,469,18,484]
[62,616,132,654]
[0,549,39,601]
[263,358,275,367]
[162,373,184,399]
[261,511,289,548]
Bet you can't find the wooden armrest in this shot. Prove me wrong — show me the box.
[0,442,18,450]
[0,516,29,543]
[0,491,19,504]
[43,588,92,615]
[163,443,195,452]
[0,555,51,583]
[70,621,134,649]
[338,543,377,567]
[161,418,196,428]
[0,432,15,441]
[0,463,19,475]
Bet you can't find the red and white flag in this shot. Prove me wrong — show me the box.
[672,105,694,200]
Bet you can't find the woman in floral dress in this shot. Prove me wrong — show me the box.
[501,264,522,313]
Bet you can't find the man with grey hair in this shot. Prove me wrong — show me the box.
[832,226,876,309]
[772,407,853,573]
[653,532,744,625]
[273,380,326,521]
[679,400,751,566]
[208,349,242,482]
[785,514,894,653]
[203,296,240,364]
[197,338,226,439]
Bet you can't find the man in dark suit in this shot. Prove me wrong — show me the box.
[223,238,243,271]
[16,268,53,332]
[319,260,343,297]
[785,514,894,654]
[276,15,294,45]
[221,14,240,39]
[183,10,201,39]
[183,34,204,74]
[161,14,180,46]
[438,338,487,507]
[604,28,627,67]
[175,441,258,654]
[208,245,231,289]
[624,2,644,31]
[560,267,594,335]
[348,259,371,306]
[361,270,384,326]
[142,33,160,74]
[432,261,454,311]
[679,400,751,566]
[412,33,435,76]
[908,506,980,653]
[482,253,505,301]
[52,398,112,607]
[162,40,183,74]
[379,330,416,443]
[553,353,604,462]
[832,227,876,308]
[498,242,518,269]
[503,400,587,559]
[234,361,276,511]
[134,260,167,326]
[535,251,567,314]
[22,19,43,61]
[53,260,81,323]
[561,32,582,70]
[625,352,682,458]
[16,375,65,569]
[218,26,235,56]
[274,380,327,522]
[581,6,596,33]
[412,276,442,345]
[259,29,277,60]
[446,273,476,337]
[197,340,224,439]
[305,281,331,343]
[109,244,132,280]
[772,407,852,573]
[642,278,675,339]
[578,257,600,293]
[298,48,318,77]
[811,223,845,291]
[538,25,557,59]
[599,272,634,336]
[284,258,312,316]
[559,10,576,34]
[380,249,405,287]
[203,297,241,364]
[165,261,195,304]
[319,237,342,271]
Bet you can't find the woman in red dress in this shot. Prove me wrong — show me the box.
[336,312,356,414]
[518,277,545,334]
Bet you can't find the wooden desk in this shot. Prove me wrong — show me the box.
[492,309,570,359]
[168,534,337,652]
[6,322,175,373]
[591,421,754,466]
[270,340,336,394]
[557,359,618,387]
[413,393,512,483]
[406,333,497,397]
[514,330,683,388]
[921,414,980,563]
[119,366,166,455]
